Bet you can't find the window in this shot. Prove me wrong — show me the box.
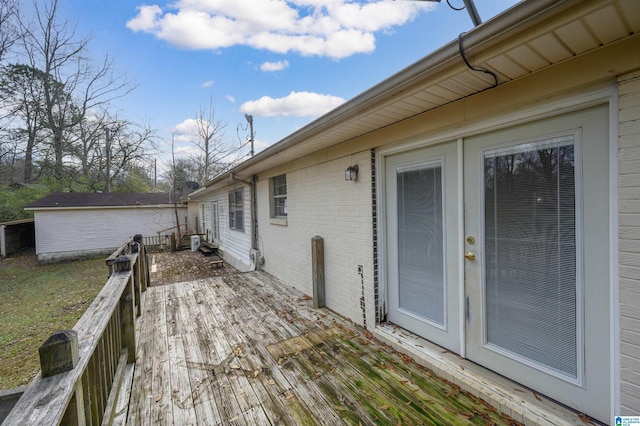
[271,174,287,218]
[228,188,244,231]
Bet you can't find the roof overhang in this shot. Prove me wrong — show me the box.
[194,0,639,197]
[24,204,182,212]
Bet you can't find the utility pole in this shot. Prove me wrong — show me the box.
[105,128,111,193]
[245,114,254,156]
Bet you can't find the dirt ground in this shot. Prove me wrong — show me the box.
[148,249,236,286]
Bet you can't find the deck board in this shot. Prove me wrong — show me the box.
[126,272,522,425]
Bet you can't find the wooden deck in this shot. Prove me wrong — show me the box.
[126,272,521,425]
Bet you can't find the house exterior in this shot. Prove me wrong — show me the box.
[193,0,640,422]
[192,179,255,272]
[25,192,188,262]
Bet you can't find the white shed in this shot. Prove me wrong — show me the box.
[25,192,188,262]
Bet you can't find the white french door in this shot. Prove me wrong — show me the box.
[463,104,610,422]
[386,141,461,353]
[385,104,611,423]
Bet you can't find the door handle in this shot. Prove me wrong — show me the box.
[464,252,476,261]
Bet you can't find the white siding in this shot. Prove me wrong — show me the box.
[618,69,640,415]
[198,183,253,272]
[257,150,375,327]
[34,206,186,261]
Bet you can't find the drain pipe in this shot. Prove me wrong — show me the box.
[252,174,260,270]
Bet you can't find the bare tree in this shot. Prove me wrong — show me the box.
[18,0,134,180]
[0,64,47,183]
[0,0,18,62]
[106,119,156,189]
[195,95,236,182]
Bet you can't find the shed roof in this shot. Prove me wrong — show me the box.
[0,218,35,226]
[25,192,179,210]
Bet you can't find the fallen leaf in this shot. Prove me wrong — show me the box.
[532,392,542,401]
[155,394,163,402]
[230,364,240,370]
[254,370,260,377]
[268,380,276,385]
[285,394,295,400]
[377,405,390,410]
[578,413,593,424]
[334,406,347,411]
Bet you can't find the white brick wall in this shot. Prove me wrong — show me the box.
[257,150,376,327]
[198,183,253,272]
[618,69,640,415]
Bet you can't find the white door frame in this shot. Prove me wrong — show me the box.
[376,83,619,419]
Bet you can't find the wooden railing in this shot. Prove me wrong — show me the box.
[155,222,187,238]
[143,234,172,253]
[3,235,149,425]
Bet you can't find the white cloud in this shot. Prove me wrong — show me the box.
[127,0,434,59]
[260,59,290,72]
[226,95,235,103]
[239,91,345,117]
[201,80,214,88]
[172,118,200,144]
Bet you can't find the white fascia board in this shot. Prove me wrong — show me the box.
[24,204,181,212]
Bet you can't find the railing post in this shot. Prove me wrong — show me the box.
[115,256,137,363]
[38,330,86,425]
[39,330,79,377]
[311,236,325,308]
[129,243,142,317]
[133,234,148,292]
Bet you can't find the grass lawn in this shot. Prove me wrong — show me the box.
[0,250,106,390]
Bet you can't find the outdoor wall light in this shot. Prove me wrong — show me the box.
[345,165,359,181]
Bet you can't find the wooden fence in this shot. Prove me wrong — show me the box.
[3,235,149,425]
[143,234,173,253]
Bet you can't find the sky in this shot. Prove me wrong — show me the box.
[50,0,521,165]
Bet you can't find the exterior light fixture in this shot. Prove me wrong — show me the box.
[345,165,359,181]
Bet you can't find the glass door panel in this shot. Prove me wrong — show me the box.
[483,138,577,379]
[397,163,445,325]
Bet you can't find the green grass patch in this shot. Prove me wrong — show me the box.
[0,250,106,389]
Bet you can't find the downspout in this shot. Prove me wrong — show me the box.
[252,174,260,270]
